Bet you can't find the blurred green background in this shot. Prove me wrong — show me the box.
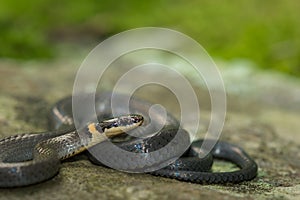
[0,0,299,77]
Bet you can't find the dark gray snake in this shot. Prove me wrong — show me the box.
[0,92,258,187]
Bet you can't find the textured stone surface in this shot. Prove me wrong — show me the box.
[0,58,299,200]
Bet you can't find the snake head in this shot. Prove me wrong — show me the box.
[97,114,143,137]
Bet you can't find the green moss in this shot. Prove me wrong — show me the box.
[0,0,299,76]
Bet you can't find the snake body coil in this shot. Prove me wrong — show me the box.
[0,92,257,187]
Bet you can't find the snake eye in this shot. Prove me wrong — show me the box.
[113,122,118,127]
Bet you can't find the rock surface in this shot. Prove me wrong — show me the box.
[0,57,299,200]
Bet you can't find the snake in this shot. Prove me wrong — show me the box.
[0,92,258,187]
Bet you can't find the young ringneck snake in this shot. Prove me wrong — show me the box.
[0,92,257,187]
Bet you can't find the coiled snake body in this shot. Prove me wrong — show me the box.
[0,92,257,187]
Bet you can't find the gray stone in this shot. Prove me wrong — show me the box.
[0,57,299,199]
